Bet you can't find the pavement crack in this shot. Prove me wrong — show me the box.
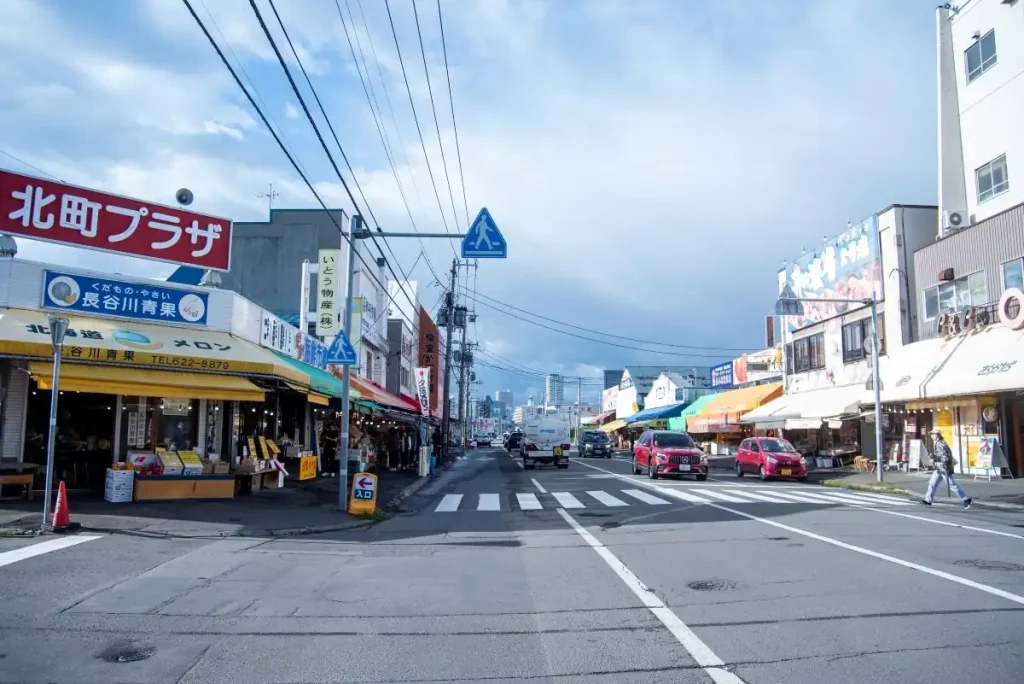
[731,638,1024,667]
[687,606,1024,629]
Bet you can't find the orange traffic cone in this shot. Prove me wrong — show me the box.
[51,481,79,533]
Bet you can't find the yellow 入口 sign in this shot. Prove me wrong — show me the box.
[348,472,378,515]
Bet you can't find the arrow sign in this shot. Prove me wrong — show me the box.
[325,330,357,365]
[461,207,507,259]
[358,477,372,488]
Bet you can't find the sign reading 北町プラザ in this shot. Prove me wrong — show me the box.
[0,170,233,271]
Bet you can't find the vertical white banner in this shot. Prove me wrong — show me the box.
[414,367,431,416]
[316,249,341,336]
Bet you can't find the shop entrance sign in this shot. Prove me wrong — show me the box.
[0,169,233,270]
[348,473,378,514]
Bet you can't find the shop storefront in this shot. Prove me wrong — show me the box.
[347,373,423,473]
[687,383,782,454]
[666,393,719,433]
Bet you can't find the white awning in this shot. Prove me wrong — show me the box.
[741,384,863,429]
[867,324,1024,404]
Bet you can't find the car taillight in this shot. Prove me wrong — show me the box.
[562,443,571,451]
[525,443,538,451]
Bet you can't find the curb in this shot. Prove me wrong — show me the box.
[78,518,379,540]
[384,474,431,510]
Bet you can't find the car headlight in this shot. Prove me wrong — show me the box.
[655,453,667,462]
[766,456,778,464]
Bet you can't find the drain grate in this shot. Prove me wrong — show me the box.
[99,644,155,663]
[687,580,737,592]
[577,512,611,518]
[443,540,522,548]
[954,559,1024,572]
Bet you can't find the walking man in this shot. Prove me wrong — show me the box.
[920,427,973,509]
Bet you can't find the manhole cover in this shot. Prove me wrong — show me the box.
[98,644,155,663]
[954,559,1024,572]
[687,580,737,591]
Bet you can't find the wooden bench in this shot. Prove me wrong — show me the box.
[0,472,35,499]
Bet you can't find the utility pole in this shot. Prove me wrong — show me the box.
[256,183,279,216]
[456,317,470,449]
[440,259,458,463]
[576,377,582,450]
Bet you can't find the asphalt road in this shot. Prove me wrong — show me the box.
[1,448,1023,683]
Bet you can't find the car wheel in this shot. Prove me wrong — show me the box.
[695,474,707,481]
[648,462,658,480]
[632,458,640,475]
[560,463,568,470]
[735,462,744,478]
[759,465,768,481]
[797,476,807,482]
[524,462,535,470]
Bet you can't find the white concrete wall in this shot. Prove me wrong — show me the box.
[948,0,1024,222]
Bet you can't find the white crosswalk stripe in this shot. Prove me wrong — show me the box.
[587,490,629,507]
[552,492,585,509]
[431,487,915,512]
[516,492,543,510]
[690,488,751,503]
[621,489,671,505]
[434,494,463,512]
[478,494,501,511]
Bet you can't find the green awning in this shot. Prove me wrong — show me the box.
[666,393,720,431]
[272,352,356,399]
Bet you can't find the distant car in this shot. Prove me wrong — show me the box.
[579,430,612,458]
[477,437,492,448]
[632,429,706,480]
[506,431,522,451]
[736,437,807,481]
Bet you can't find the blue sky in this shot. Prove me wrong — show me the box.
[0,0,939,405]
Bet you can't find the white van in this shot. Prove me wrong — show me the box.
[519,416,571,470]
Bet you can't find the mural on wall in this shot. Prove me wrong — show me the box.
[778,215,883,332]
[733,347,783,385]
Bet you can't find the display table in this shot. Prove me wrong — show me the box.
[133,474,235,501]
[233,470,283,495]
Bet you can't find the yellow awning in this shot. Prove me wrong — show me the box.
[0,308,307,385]
[687,382,783,432]
[601,419,627,433]
[284,382,331,406]
[29,361,265,402]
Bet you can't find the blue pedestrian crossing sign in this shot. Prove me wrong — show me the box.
[461,207,507,259]
[325,330,357,365]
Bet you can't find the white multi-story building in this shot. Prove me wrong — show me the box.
[544,374,564,407]
[938,0,1023,229]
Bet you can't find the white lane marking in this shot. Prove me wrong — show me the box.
[621,489,671,505]
[552,492,585,509]
[869,508,1024,540]
[588,490,629,507]
[660,488,712,504]
[726,490,795,504]
[573,460,1024,606]
[434,494,463,512]
[516,493,543,511]
[557,508,746,683]
[477,494,501,511]
[0,534,101,568]
[807,489,912,506]
[531,478,547,494]
[691,488,750,503]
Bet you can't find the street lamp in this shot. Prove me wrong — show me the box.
[776,287,884,481]
[42,314,69,529]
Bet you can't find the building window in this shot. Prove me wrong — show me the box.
[923,272,987,319]
[976,154,1009,203]
[965,29,997,83]
[788,332,825,373]
[1002,258,1024,291]
[842,315,886,363]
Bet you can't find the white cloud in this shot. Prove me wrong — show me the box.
[284,102,300,119]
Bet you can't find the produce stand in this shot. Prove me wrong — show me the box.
[126,449,235,501]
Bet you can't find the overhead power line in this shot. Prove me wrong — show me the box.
[257,0,422,327]
[383,0,455,236]
[435,0,470,229]
[410,0,460,231]
[182,0,425,338]
[459,287,755,356]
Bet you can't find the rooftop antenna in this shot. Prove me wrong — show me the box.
[256,183,279,216]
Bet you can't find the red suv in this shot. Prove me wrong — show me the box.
[632,430,707,480]
[735,437,807,481]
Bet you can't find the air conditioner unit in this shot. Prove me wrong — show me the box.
[941,210,967,236]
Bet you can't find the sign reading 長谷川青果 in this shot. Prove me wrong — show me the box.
[42,270,209,326]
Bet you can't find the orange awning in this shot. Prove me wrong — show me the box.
[350,374,421,413]
[687,382,783,433]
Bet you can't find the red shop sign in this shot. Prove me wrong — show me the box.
[0,170,233,271]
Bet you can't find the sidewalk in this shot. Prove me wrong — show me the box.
[0,470,430,538]
[820,469,1024,508]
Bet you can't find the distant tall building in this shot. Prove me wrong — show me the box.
[545,374,564,407]
[603,369,623,390]
[495,389,513,407]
